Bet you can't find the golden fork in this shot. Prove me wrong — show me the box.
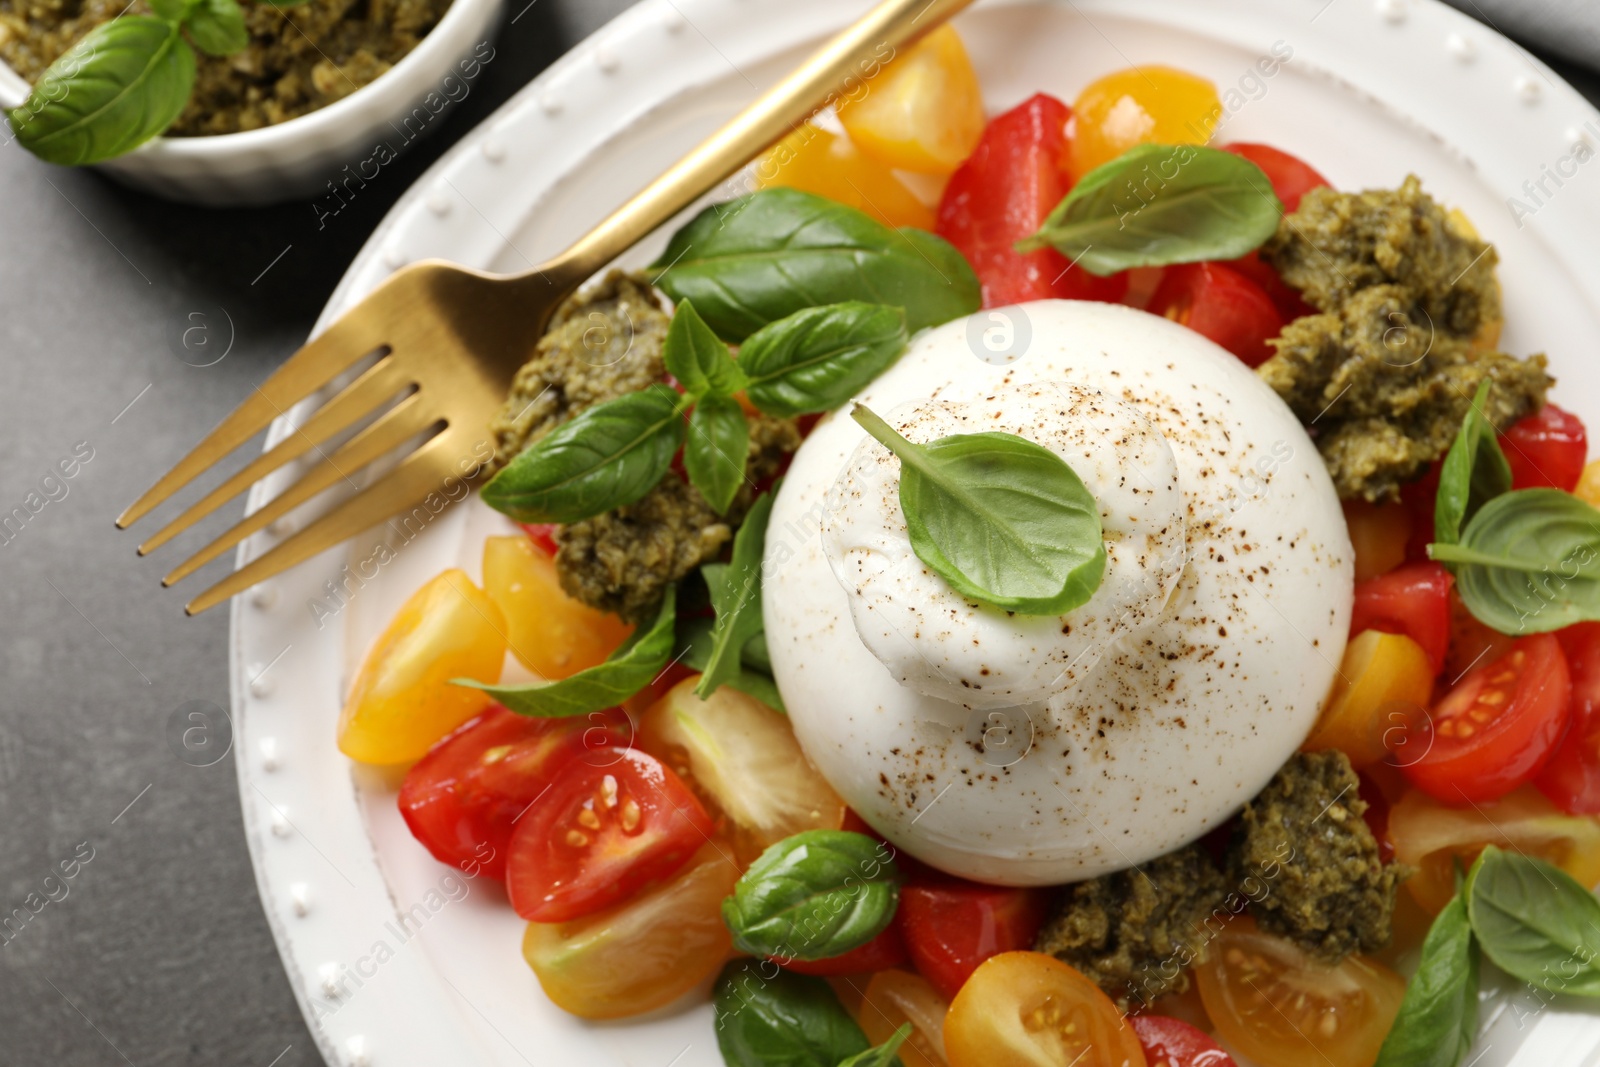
[117,0,974,615]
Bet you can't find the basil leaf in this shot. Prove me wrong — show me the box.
[685,394,750,516]
[9,17,196,166]
[457,588,675,717]
[740,303,909,418]
[651,188,979,341]
[721,830,901,961]
[1374,892,1479,1067]
[1016,144,1283,276]
[713,962,872,1067]
[697,491,774,700]
[149,0,196,20]
[678,613,785,712]
[838,1024,910,1067]
[1435,381,1513,547]
[1466,845,1600,996]
[185,0,249,57]
[481,383,687,523]
[851,404,1107,615]
[663,300,746,397]
[1429,489,1600,634]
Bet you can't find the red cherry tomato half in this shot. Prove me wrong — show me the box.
[1148,262,1284,367]
[520,523,561,557]
[774,922,910,976]
[898,875,1051,1000]
[1401,635,1572,804]
[507,747,714,922]
[1400,462,1443,564]
[1536,622,1600,813]
[1350,562,1454,675]
[1358,771,1396,864]
[1219,142,1330,214]
[1131,1014,1238,1067]
[398,705,632,881]
[1500,404,1588,492]
[935,93,1126,308]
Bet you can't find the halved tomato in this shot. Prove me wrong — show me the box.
[1218,143,1330,214]
[506,747,713,922]
[1400,635,1572,803]
[856,969,951,1067]
[1500,403,1587,492]
[836,24,985,175]
[482,535,633,680]
[1349,562,1453,675]
[398,704,633,880]
[1537,622,1600,813]
[1130,1015,1236,1067]
[898,875,1051,1001]
[777,923,909,977]
[1304,630,1433,770]
[755,124,938,230]
[1147,262,1283,367]
[945,952,1147,1067]
[1342,498,1412,583]
[1194,917,1403,1067]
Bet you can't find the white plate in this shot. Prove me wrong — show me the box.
[231,1,1600,1064]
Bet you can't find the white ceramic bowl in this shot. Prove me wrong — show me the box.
[0,0,503,206]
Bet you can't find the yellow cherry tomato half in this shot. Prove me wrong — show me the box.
[837,25,985,175]
[337,569,507,765]
[481,535,632,680]
[1388,785,1600,913]
[1304,630,1434,769]
[945,951,1147,1067]
[521,843,739,1019]
[755,124,938,230]
[1342,499,1412,582]
[1575,459,1600,508]
[857,969,951,1067]
[1195,917,1404,1067]
[1067,65,1221,179]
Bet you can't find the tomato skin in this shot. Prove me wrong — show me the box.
[756,124,938,230]
[1536,622,1600,813]
[775,922,909,976]
[1350,562,1453,675]
[1218,142,1330,213]
[1130,1015,1237,1066]
[520,523,560,557]
[1067,64,1220,179]
[399,705,633,881]
[836,24,985,175]
[945,951,1148,1067]
[898,875,1051,1000]
[507,747,714,922]
[1147,262,1284,367]
[1501,404,1587,492]
[935,93,1126,308]
[1401,635,1572,803]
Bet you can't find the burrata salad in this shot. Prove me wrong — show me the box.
[333,30,1600,1067]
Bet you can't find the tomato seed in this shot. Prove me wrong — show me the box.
[565,829,590,848]
[619,799,641,833]
[577,808,601,830]
[599,775,619,808]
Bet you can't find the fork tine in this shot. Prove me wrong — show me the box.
[136,358,411,557]
[181,430,485,615]
[160,393,440,589]
[115,313,386,530]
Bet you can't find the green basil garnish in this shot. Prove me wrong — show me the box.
[696,491,773,700]
[1015,144,1283,276]
[8,17,197,166]
[686,394,751,516]
[851,404,1106,615]
[721,830,901,962]
[1466,845,1600,996]
[481,383,688,524]
[713,962,875,1067]
[663,299,746,398]
[1428,489,1600,634]
[677,614,784,712]
[457,587,676,717]
[1434,381,1513,547]
[839,1025,911,1067]
[739,303,909,418]
[651,188,979,342]
[1374,891,1479,1067]
[185,0,249,57]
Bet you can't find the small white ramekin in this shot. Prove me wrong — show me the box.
[0,0,503,206]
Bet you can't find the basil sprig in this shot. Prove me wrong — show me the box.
[456,587,676,717]
[1015,144,1283,275]
[677,614,784,711]
[1374,891,1479,1067]
[664,299,747,397]
[1466,845,1600,995]
[1434,381,1513,546]
[721,830,901,962]
[687,393,751,516]
[851,404,1107,615]
[1429,489,1600,634]
[651,188,979,341]
[696,490,774,701]
[740,304,909,418]
[713,963,877,1067]
[839,1026,911,1067]
[5,0,269,165]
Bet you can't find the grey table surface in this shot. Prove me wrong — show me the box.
[0,3,1596,1066]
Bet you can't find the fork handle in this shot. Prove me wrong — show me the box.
[545,0,978,282]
